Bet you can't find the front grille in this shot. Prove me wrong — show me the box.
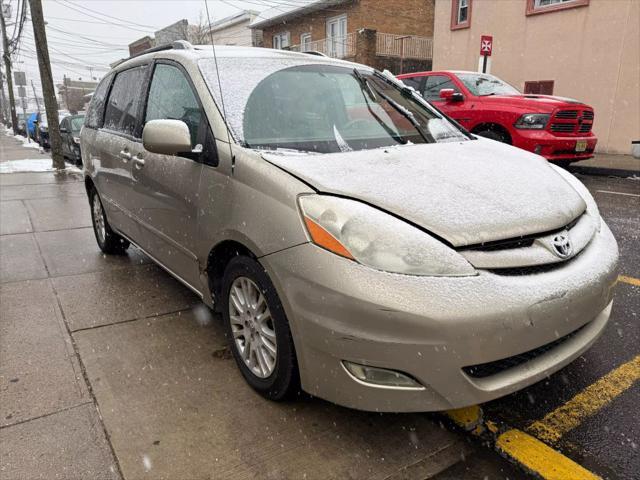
[462,324,587,378]
[463,214,582,253]
[553,147,595,155]
[550,123,576,133]
[555,110,579,119]
[550,109,594,136]
[489,261,567,276]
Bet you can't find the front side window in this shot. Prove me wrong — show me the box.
[103,66,147,136]
[199,59,467,154]
[85,73,112,129]
[456,73,520,96]
[424,75,458,101]
[145,64,202,147]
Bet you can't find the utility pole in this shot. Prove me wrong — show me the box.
[28,0,64,169]
[0,1,18,134]
[30,79,40,112]
[0,67,8,123]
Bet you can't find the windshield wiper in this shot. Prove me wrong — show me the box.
[352,68,406,144]
[365,75,432,144]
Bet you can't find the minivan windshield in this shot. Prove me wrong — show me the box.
[200,59,467,154]
[456,73,520,96]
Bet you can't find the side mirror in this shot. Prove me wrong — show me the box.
[143,119,192,155]
[60,127,68,133]
[439,89,464,102]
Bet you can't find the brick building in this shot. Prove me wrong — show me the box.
[250,0,435,74]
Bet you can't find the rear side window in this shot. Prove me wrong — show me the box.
[85,73,112,129]
[104,66,147,136]
[145,64,202,147]
[424,75,458,101]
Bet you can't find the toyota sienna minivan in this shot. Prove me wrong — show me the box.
[81,42,618,412]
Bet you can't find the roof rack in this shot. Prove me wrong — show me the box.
[112,40,194,68]
[303,50,327,57]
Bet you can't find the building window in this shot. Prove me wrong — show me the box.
[451,0,472,30]
[524,80,554,95]
[273,31,290,49]
[300,33,312,52]
[526,0,589,15]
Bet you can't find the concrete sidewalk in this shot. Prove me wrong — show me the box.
[0,132,523,479]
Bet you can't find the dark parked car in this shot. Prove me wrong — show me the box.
[60,114,85,164]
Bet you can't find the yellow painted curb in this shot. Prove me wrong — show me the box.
[527,355,640,444]
[496,429,600,480]
[445,405,483,432]
[618,275,640,287]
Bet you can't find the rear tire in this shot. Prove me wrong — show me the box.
[89,189,130,254]
[221,255,299,401]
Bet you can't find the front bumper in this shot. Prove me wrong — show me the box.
[512,129,597,162]
[261,223,618,412]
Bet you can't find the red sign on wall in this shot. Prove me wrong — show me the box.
[480,35,493,56]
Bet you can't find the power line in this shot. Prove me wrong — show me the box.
[54,0,160,31]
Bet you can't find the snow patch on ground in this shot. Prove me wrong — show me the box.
[0,159,81,174]
[13,134,41,149]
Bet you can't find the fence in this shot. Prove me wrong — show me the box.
[289,32,356,59]
[376,33,433,60]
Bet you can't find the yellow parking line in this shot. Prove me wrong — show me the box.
[496,429,600,480]
[527,355,640,444]
[618,275,640,287]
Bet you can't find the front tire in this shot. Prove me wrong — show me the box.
[89,189,130,254]
[222,256,299,400]
[475,128,510,144]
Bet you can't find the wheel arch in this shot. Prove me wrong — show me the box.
[206,239,258,312]
[471,122,513,144]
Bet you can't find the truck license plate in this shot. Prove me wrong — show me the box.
[575,140,587,152]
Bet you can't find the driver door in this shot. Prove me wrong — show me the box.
[131,61,205,289]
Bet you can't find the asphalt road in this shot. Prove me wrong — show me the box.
[478,173,640,480]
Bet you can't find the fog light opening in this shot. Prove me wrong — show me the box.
[534,145,543,154]
[342,361,425,390]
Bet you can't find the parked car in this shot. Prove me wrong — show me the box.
[36,113,49,149]
[397,70,597,166]
[60,114,85,165]
[82,43,618,412]
[16,112,30,136]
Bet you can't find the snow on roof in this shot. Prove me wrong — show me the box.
[250,0,349,29]
[207,10,259,32]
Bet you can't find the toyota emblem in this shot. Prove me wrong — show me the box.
[552,233,573,258]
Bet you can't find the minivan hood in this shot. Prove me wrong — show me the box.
[263,139,586,247]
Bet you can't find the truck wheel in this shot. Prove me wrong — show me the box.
[221,255,299,400]
[90,189,130,254]
[476,129,509,144]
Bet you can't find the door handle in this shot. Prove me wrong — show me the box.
[119,150,131,162]
[133,156,145,169]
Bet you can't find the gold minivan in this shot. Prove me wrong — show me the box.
[82,42,618,412]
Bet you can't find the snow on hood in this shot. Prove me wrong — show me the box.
[262,138,586,247]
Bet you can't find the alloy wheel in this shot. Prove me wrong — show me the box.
[229,276,277,378]
[92,193,106,245]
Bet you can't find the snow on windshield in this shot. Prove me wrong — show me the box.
[198,58,467,153]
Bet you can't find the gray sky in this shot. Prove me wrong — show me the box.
[4,0,271,101]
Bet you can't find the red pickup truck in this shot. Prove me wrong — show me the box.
[397,70,597,165]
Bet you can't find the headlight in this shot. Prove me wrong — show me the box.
[551,165,601,231]
[298,195,476,276]
[514,113,550,129]
[73,137,80,144]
